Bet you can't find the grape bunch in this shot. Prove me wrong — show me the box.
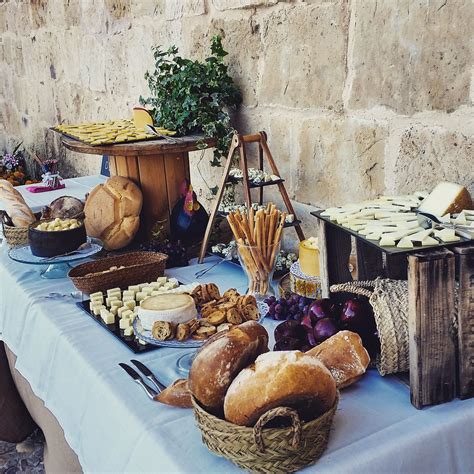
[140,239,189,268]
[263,294,313,322]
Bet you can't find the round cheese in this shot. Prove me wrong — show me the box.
[290,261,322,299]
[138,293,197,330]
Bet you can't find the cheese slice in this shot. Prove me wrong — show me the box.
[418,182,473,217]
[407,229,433,242]
[421,236,439,246]
[397,238,414,249]
[138,293,197,330]
[453,212,467,225]
[379,236,396,246]
[434,228,461,243]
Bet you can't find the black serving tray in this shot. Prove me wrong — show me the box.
[76,301,160,354]
[311,210,472,255]
[226,176,285,188]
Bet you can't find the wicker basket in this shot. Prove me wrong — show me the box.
[68,251,168,294]
[192,394,339,474]
[330,278,409,376]
[2,223,29,247]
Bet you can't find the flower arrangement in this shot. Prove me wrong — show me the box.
[0,143,39,186]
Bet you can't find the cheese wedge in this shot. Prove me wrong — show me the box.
[132,107,154,131]
[397,238,414,249]
[434,228,461,243]
[418,182,473,217]
[421,236,439,246]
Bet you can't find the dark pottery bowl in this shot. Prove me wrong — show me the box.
[28,219,87,257]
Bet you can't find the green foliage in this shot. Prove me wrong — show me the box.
[140,36,242,167]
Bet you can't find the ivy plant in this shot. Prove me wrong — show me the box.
[140,36,242,170]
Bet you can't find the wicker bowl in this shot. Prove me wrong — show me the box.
[68,251,168,295]
[192,394,338,474]
[2,223,29,247]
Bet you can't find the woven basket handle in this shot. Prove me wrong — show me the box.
[330,280,375,299]
[253,406,301,453]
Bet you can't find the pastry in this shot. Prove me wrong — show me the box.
[138,293,197,330]
[0,179,36,227]
[189,321,269,414]
[307,330,370,388]
[84,176,143,250]
[223,350,337,426]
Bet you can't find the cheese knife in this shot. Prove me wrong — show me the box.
[130,359,166,393]
[119,363,159,400]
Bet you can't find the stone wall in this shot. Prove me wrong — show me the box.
[1,0,473,239]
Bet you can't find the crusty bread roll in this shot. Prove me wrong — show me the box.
[189,321,269,414]
[156,379,192,408]
[84,176,142,250]
[224,351,337,426]
[0,179,36,227]
[307,330,370,389]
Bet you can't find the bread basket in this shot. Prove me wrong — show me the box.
[68,251,168,294]
[192,394,338,474]
[1,222,29,247]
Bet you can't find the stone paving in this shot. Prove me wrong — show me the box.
[0,430,44,474]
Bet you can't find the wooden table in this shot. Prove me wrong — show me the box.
[62,135,215,237]
[312,211,474,409]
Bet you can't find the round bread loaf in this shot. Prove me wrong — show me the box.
[306,330,370,388]
[84,176,142,250]
[224,350,337,426]
[189,321,269,414]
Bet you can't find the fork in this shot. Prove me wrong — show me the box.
[195,250,236,279]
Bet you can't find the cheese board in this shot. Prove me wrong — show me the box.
[311,210,473,255]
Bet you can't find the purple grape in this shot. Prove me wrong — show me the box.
[306,327,317,346]
[289,305,299,315]
[300,344,312,352]
[303,304,309,314]
[267,304,276,317]
[273,336,303,351]
[274,304,283,314]
[274,320,306,341]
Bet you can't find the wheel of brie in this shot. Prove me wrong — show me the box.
[138,293,197,330]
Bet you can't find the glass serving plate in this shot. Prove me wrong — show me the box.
[8,237,103,279]
[133,300,269,374]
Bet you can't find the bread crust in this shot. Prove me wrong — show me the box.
[189,321,268,414]
[0,179,36,227]
[156,379,192,408]
[307,330,370,389]
[84,176,142,250]
[224,351,337,426]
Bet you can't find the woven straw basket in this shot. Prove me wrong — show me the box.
[68,251,168,294]
[192,394,339,474]
[2,223,29,247]
[330,278,409,376]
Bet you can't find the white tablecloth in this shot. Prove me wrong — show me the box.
[1,178,474,473]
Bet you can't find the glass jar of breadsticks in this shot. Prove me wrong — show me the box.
[227,205,286,301]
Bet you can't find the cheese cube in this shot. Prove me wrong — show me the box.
[106,296,119,307]
[110,306,118,316]
[133,306,139,314]
[123,327,134,337]
[107,287,121,296]
[149,282,161,289]
[119,318,131,329]
[102,312,115,325]
[167,278,179,288]
[136,292,147,301]
[118,306,129,318]
[121,309,133,319]
[122,290,135,299]
[92,304,105,315]
[123,295,135,302]
[110,300,123,309]
[156,277,168,284]
[124,300,136,310]
[128,285,140,293]
[90,291,103,300]
[90,296,104,307]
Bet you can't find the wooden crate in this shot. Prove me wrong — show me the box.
[316,219,474,408]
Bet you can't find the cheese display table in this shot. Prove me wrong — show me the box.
[61,135,214,237]
[1,178,474,473]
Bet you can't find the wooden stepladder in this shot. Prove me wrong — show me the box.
[198,131,305,263]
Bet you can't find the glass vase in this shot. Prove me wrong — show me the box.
[236,240,280,301]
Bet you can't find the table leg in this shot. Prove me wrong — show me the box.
[408,249,457,408]
[452,243,474,400]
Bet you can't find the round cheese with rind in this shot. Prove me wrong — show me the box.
[138,293,197,330]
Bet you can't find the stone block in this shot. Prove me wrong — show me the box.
[348,1,473,114]
[212,0,278,10]
[131,0,164,18]
[165,0,206,20]
[80,35,106,92]
[80,0,107,34]
[104,0,131,20]
[28,0,48,29]
[259,4,348,110]
[390,123,474,196]
[294,116,387,207]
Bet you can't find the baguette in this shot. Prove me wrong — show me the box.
[0,179,36,227]
[156,379,193,408]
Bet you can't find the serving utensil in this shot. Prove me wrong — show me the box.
[39,242,93,262]
[195,249,236,279]
[130,359,166,393]
[39,291,82,300]
[119,363,159,400]
[417,211,473,239]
